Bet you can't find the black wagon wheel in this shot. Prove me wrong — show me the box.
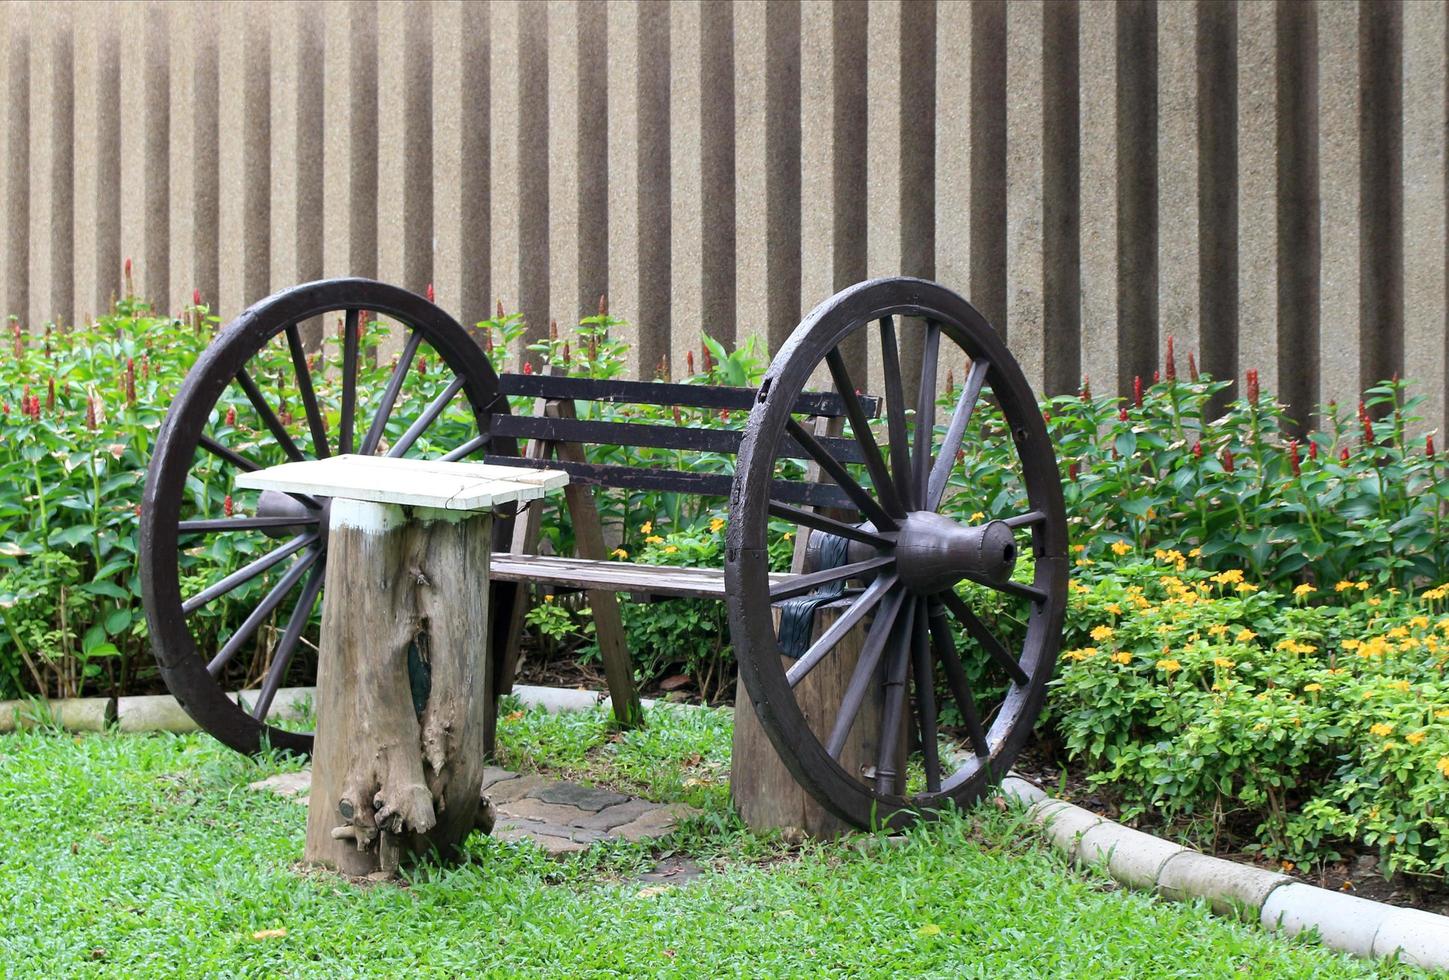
[140,279,512,756]
[726,277,1068,829]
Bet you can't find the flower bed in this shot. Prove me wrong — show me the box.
[1053,554,1449,876]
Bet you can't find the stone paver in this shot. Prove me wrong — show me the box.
[534,781,630,812]
[250,767,699,857]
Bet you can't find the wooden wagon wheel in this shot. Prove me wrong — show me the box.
[726,277,1068,829]
[140,279,513,757]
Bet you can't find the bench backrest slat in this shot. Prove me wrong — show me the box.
[497,373,880,419]
[490,414,865,464]
[479,454,859,510]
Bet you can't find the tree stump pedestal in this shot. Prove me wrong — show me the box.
[235,455,568,876]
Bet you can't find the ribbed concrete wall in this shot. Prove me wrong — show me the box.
[0,0,1444,434]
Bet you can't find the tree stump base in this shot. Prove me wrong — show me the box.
[731,602,900,840]
[303,499,494,876]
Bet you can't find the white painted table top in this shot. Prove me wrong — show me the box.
[235,454,569,511]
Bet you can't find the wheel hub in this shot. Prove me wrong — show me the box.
[257,489,330,547]
[893,511,1016,595]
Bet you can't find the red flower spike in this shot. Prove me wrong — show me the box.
[225,406,236,427]
[1111,447,1120,461]
[1068,461,1080,482]
[192,288,201,308]
[85,396,97,431]
[1080,376,1092,402]
[1247,370,1260,405]
[124,257,131,277]
[1118,407,1128,423]
[1188,352,1199,381]
[1340,446,1351,463]
[562,341,571,364]
[702,343,713,373]
[1133,375,1143,409]
[417,357,426,377]
[496,299,505,320]
[1152,370,1160,384]
[1221,448,1235,473]
[142,354,150,380]
[1165,336,1177,382]
[672,406,683,426]
[522,361,533,375]
[549,319,558,342]
[46,378,54,412]
[134,503,142,518]
[1042,410,1052,424]
[946,368,955,397]
[224,495,234,518]
[1289,439,1302,476]
[1192,441,1203,459]
[2,401,8,415]
[1308,440,1318,461]
[426,282,435,304]
[956,448,966,466]
[1427,434,1436,458]
[1363,415,1375,446]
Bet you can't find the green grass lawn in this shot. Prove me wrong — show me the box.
[0,703,1423,978]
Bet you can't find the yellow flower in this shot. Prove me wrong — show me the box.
[1410,616,1430,630]
[709,517,726,533]
[645,535,664,545]
[1407,731,1427,746]
[1210,569,1245,586]
[1111,542,1131,557]
[1370,723,1395,737]
[1063,647,1099,662]
[641,521,653,535]
[1367,598,1381,607]
[1104,603,1123,616]
[1389,679,1411,693]
[1236,629,1258,643]
[1335,580,1356,593]
[1208,624,1229,638]
[1090,625,1114,643]
[1213,657,1236,669]
[1356,581,1370,591]
[1303,683,1323,692]
[544,594,555,604]
[1188,547,1202,558]
[663,544,679,554]
[1438,757,1449,778]
[1236,582,1260,593]
[782,531,793,541]
[1072,544,1086,554]
[1110,651,1132,665]
[1157,659,1182,673]
[610,548,628,560]
[1342,638,1362,651]
[1388,627,1410,639]
[1293,584,1316,598]
[969,511,986,522]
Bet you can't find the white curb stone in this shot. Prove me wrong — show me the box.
[999,775,1048,806]
[116,695,201,733]
[1370,906,1449,969]
[1029,801,1104,861]
[229,686,315,722]
[1075,821,1189,890]
[1260,882,1396,958]
[1155,850,1292,920]
[0,697,113,732]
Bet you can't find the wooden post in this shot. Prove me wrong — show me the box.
[731,601,902,839]
[303,499,494,876]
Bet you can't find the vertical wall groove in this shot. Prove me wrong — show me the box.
[970,1,1007,338]
[1359,0,1405,396]
[636,3,672,373]
[49,24,74,326]
[764,0,802,357]
[1115,0,1156,392]
[831,0,867,373]
[575,0,608,324]
[6,24,30,326]
[1276,0,1320,433]
[517,0,549,347]
[192,5,218,309]
[1197,0,1238,399]
[1042,0,1080,397]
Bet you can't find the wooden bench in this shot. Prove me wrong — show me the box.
[464,368,880,735]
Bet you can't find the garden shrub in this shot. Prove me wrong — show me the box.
[1052,553,1449,875]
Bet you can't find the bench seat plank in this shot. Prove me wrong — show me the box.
[490,553,794,599]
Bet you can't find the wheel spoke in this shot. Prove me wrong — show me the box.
[767,501,895,550]
[1002,510,1046,528]
[286,325,330,459]
[926,358,989,511]
[878,316,914,508]
[387,374,465,458]
[911,598,943,792]
[339,309,360,454]
[199,434,260,473]
[770,556,894,602]
[913,321,940,510]
[786,572,898,687]
[826,586,907,759]
[824,348,906,517]
[927,600,990,758]
[441,432,489,461]
[250,563,325,720]
[178,515,320,535]
[938,590,1030,686]
[235,368,305,463]
[206,549,320,676]
[360,329,424,455]
[182,533,316,614]
[969,576,1048,604]
[785,418,897,531]
[873,598,916,794]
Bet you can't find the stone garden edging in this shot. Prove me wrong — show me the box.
[8,685,1449,969]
